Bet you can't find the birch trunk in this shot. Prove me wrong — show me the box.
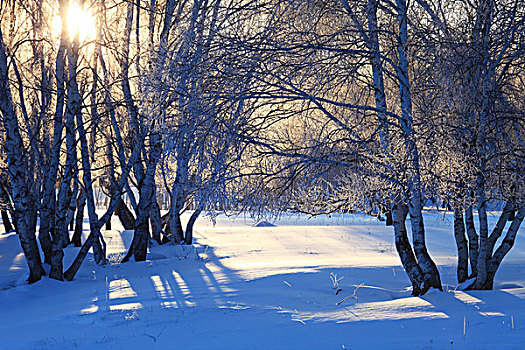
[75,96,105,265]
[50,10,84,279]
[484,206,525,289]
[0,27,44,283]
[471,175,489,289]
[64,130,146,280]
[1,210,13,232]
[465,206,478,277]
[121,0,145,188]
[116,197,136,230]
[169,185,186,243]
[169,155,188,243]
[185,207,202,245]
[453,207,468,283]
[124,132,163,261]
[71,189,85,247]
[150,184,163,244]
[395,0,441,291]
[393,202,425,296]
[39,0,69,267]
[488,202,514,254]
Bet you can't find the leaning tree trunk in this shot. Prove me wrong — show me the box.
[160,211,172,243]
[392,201,425,296]
[64,130,146,281]
[116,197,136,230]
[184,207,202,245]
[488,202,514,255]
[467,204,524,290]
[453,206,469,283]
[71,189,86,247]
[483,206,525,289]
[1,210,13,232]
[0,28,44,283]
[69,28,106,265]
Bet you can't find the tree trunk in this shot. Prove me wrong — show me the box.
[64,230,100,281]
[169,209,185,243]
[185,208,201,245]
[169,158,188,243]
[64,124,147,280]
[71,190,86,247]
[483,206,525,289]
[105,213,112,230]
[72,39,105,265]
[123,132,162,262]
[116,197,136,229]
[453,206,468,283]
[488,202,514,254]
[471,174,489,289]
[150,185,163,244]
[392,202,425,296]
[395,0,441,292]
[0,28,44,283]
[385,210,393,226]
[1,210,13,232]
[160,211,172,243]
[65,178,79,242]
[465,206,478,277]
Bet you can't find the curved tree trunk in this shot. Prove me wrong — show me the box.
[0,28,45,283]
[116,197,136,230]
[185,207,202,245]
[169,209,185,243]
[488,202,514,254]
[484,206,525,289]
[393,202,425,296]
[395,0,441,292]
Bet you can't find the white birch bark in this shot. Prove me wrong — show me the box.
[395,0,441,291]
[0,27,44,283]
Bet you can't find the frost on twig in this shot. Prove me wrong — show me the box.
[337,283,364,305]
[330,272,344,295]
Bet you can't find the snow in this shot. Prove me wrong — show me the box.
[1,211,524,349]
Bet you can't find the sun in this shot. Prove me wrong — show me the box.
[52,1,96,43]
[67,2,96,42]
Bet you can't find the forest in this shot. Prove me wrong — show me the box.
[1,0,525,348]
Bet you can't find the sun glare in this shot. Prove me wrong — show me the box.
[52,1,96,43]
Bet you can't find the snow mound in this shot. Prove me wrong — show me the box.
[254,220,276,227]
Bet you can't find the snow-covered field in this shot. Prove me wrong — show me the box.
[1,211,524,349]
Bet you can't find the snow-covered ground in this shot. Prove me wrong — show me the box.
[1,211,524,349]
